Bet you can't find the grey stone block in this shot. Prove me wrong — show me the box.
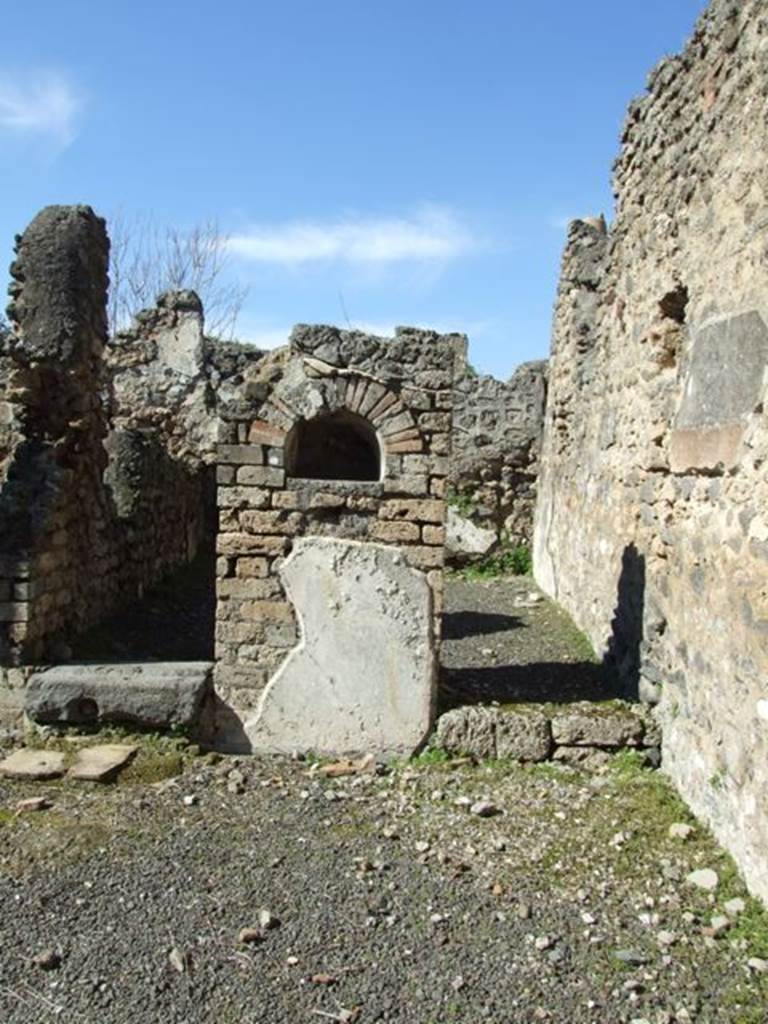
[25,662,212,729]
[551,704,645,747]
[496,709,552,762]
[436,705,497,760]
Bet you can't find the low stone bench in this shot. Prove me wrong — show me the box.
[24,662,212,730]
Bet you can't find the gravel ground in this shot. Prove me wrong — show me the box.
[441,575,618,710]
[1,575,766,1023]
[0,748,766,1024]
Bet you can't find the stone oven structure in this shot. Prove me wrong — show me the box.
[212,325,461,754]
[0,204,459,758]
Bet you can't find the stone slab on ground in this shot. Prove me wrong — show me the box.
[0,748,66,780]
[67,744,137,782]
[25,662,212,729]
[246,537,434,757]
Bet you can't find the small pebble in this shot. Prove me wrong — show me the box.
[33,949,61,971]
[470,800,500,818]
[668,822,694,840]
[686,868,718,891]
[614,949,648,966]
[258,909,279,930]
[15,797,51,814]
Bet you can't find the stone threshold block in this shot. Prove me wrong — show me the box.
[436,700,659,763]
[25,662,213,730]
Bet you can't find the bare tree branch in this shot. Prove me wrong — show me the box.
[108,213,248,340]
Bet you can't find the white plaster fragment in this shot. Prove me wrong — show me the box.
[246,537,435,757]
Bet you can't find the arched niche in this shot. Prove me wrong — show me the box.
[285,409,382,482]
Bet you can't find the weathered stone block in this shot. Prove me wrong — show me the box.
[379,498,444,523]
[217,487,271,509]
[422,525,446,545]
[552,746,613,769]
[25,663,212,729]
[0,749,66,780]
[387,438,424,453]
[405,546,444,569]
[239,600,294,624]
[218,578,281,599]
[309,493,346,509]
[0,603,29,623]
[446,507,497,563]
[236,465,284,487]
[240,510,302,535]
[368,520,420,543]
[248,419,286,446]
[235,557,269,578]
[436,705,497,760]
[496,709,552,761]
[551,704,645,747]
[217,533,289,557]
[218,444,264,465]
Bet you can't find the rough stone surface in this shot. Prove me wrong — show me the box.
[0,210,228,669]
[551,705,645,747]
[436,700,653,764]
[67,744,137,782]
[25,663,212,729]
[246,538,434,756]
[435,705,498,760]
[449,360,547,552]
[533,0,768,902]
[495,709,553,762]
[445,507,497,564]
[0,748,65,780]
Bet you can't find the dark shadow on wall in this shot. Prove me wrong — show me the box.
[606,543,646,700]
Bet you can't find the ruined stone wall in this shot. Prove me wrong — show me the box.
[534,0,768,899]
[0,208,259,718]
[213,324,460,751]
[450,359,547,551]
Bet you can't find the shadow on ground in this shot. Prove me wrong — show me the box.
[439,575,620,712]
[442,610,525,639]
[439,661,618,711]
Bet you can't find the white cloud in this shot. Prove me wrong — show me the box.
[0,69,82,148]
[227,205,474,268]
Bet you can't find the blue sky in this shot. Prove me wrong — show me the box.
[2,0,706,378]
